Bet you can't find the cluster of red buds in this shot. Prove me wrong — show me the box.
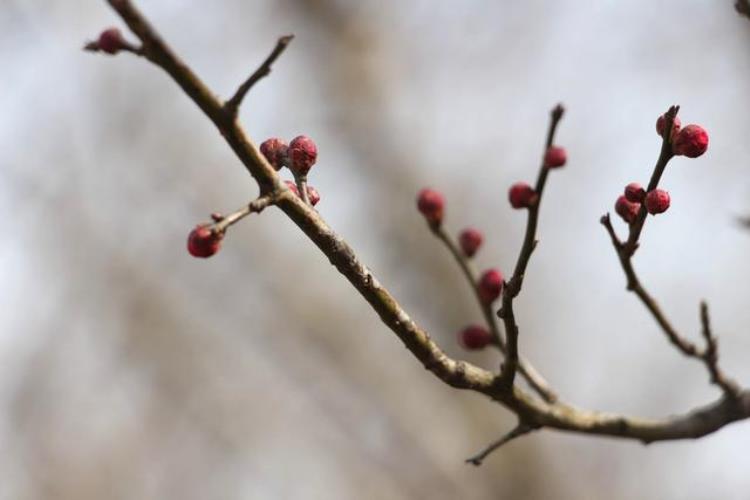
[614,113,708,224]
[260,135,319,176]
[615,184,671,222]
[187,135,320,258]
[416,143,568,351]
[415,189,506,351]
[508,145,567,210]
[657,111,709,159]
[260,135,321,203]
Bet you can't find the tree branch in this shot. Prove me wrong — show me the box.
[224,35,294,119]
[497,104,565,388]
[465,422,539,466]
[600,106,738,399]
[600,213,700,357]
[432,225,558,403]
[93,0,750,456]
[211,192,276,234]
[699,302,740,396]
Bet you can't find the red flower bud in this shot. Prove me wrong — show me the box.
[645,189,670,215]
[615,195,641,224]
[97,28,126,54]
[260,138,288,170]
[416,188,445,225]
[508,182,537,209]
[458,227,483,257]
[673,125,708,158]
[284,180,321,206]
[287,135,318,175]
[478,268,503,304]
[544,146,567,168]
[307,185,321,206]
[458,325,492,350]
[187,224,223,258]
[656,114,681,139]
[624,182,646,203]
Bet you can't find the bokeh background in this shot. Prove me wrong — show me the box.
[3,1,750,498]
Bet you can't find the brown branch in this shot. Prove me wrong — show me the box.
[96,0,750,452]
[212,193,275,234]
[600,105,738,399]
[465,422,538,466]
[497,104,564,388]
[699,302,740,396]
[432,226,558,403]
[224,35,294,119]
[600,213,700,357]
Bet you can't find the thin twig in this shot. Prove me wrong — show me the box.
[600,105,738,398]
[433,226,558,403]
[212,193,275,234]
[699,302,740,397]
[224,35,294,119]
[83,39,144,55]
[602,216,739,396]
[498,104,565,388]
[600,213,700,357]
[465,422,538,466]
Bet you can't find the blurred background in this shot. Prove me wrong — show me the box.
[2,1,750,498]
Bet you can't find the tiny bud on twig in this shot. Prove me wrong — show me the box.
[260,138,288,171]
[673,125,709,158]
[458,325,492,350]
[508,182,538,209]
[656,113,681,139]
[615,195,641,224]
[287,135,318,176]
[416,188,445,226]
[478,269,503,305]
[458,228,483,257]
[645,189,670,215]
[543,146,567,168]
[187,225,223,258]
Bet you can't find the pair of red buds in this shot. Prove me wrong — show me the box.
[615,184,670,223]
[656,116,709,158]
[260,136,318,176]
[188,136,320,258]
